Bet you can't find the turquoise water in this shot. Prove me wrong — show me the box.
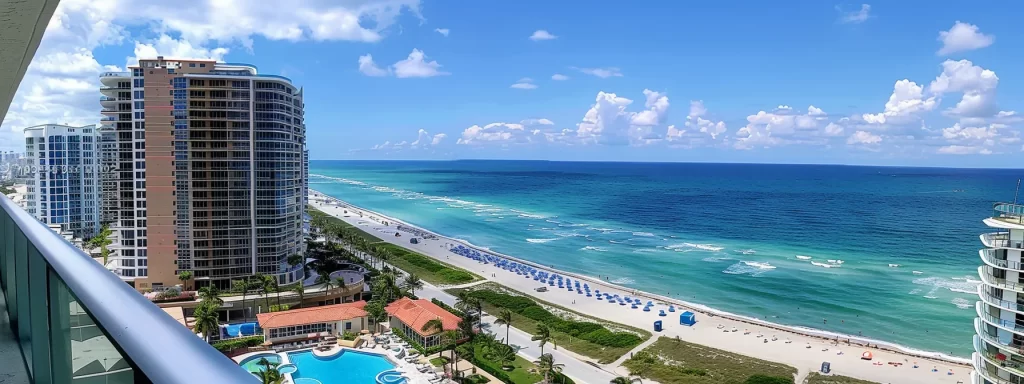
[239,353,281,373]
[310,160,1024,357]
[289,350,395,384]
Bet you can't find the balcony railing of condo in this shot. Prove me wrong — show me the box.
[0,194,254,383]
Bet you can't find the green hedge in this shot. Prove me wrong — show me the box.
[211,336,264,352]
[745,375,793,384]
[431,298,465,318]
[467,290,642,348]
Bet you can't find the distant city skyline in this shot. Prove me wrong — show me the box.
[2,1,1024,168]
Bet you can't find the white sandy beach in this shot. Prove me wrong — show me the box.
[309,190,971,384]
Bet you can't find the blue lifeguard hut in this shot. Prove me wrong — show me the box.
[653,320,663,332]
[680,311,697,326]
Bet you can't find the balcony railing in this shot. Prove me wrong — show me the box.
[980,266,1024,294]
[995,202,1024,225]
[981,249,1024,271]
[983,232,1024,249]
[99,71,129,78]
[0,195,253,383]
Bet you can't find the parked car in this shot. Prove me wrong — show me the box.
[535,286,548,292]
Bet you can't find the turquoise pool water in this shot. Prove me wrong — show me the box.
[239,353,281,373]
[289,350,396,384]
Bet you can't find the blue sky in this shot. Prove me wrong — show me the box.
[3,0,1024,167]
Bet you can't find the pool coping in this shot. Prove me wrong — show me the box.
[236,345,429,384]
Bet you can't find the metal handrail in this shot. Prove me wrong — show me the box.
[980,249,1024,270]
[0,195,253,383]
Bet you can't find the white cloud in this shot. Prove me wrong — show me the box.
[551,74,569,81]
[529,30,557,41]
[929,59,999,117]
[838,4,871,24]
[937,21,993,55]
[358,54,389,77]
[732,106,829,149]
[938,145,992,155]
[573,67,623,78]
[808,105,826,116]
[510,78,537,89]
[824,122,845,136]
[630,89,670,126]
[575,92,635,145]
[2,0,423,148]
[373,129,447,150]
[392,48,449,78]
[861,79,938,125]
[520,118,554,126]
[847,130,882,145]
[434,28,450,37]
[458,123,537,145]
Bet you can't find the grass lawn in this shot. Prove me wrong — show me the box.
[803,373,877,384]
[450,283,651,364]
[308,205,482,286]
[472,344,545,384]
[626,337,797,384]
[430,357,448,367]
[376,243,482,285]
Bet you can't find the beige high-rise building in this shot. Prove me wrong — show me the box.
[100,57,306,291]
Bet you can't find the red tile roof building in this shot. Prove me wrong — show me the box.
[385,297,462,348]
[256,301,368,343]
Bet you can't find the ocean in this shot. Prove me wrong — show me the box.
[309,160,1023,357]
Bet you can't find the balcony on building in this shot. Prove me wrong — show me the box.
[0,194,254,383]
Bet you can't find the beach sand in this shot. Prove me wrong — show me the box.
[310,191,971,384]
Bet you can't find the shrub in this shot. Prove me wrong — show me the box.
[211,336,264,352]
[745,375,793,384]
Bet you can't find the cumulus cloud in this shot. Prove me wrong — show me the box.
[671,100,727,143]
[847,130,882,145]
[733,105,829,149]
[392,49,449,78]
[358,54,389,77]
[434,28,449,37]
[529,30,557,41]
[572,67,623,78]
[837,4,871,24]
[929,59,999,118]
[938,145,993,155]
[551,74,569,81]
[575,90,678,146]
[358,49,449,78]
[510,78,537,90]
[431,133,447,145]
[937,21,993,56]
[458,123,533,145]
[861,79,938,125]
[520,118,554,125]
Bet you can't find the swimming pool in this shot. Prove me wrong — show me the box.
[239,353,281,373]
[288,349,398,384]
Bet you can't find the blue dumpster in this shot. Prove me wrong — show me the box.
[654,320,663,332]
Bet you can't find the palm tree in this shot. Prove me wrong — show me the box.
[197,286,223,306]
[287,253,305,281]
[494,309,513,345]
[263,275,281,310]
[193,303,220,343]
[533,323,552,355]
[403,273,423,296]
[455,291,483,330]
[610,377,643,384]
[534,353,564,384]
[233,279,250,321]
[292,284,306,309]
[489,344,515,370]
[442,330,460,377]
[421,318,444,335]
[255,357,283,384]
[177,271,193,291]
[318,273,336,303]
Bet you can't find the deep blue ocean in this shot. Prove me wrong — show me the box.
[310,160,1024,357]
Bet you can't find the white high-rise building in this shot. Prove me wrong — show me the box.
[975,203,1024,384]
[23,124,101,239]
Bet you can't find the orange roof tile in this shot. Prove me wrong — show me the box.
[385,297,461,336]
[257,301,367,329]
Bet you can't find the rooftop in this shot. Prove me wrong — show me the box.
[257,301,368,329]
[385,297,461,336]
